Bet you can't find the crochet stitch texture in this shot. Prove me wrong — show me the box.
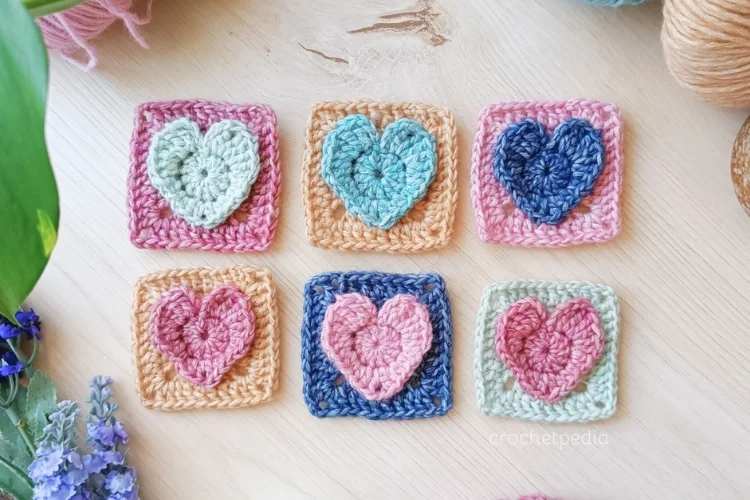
[302,100,458,253]
[494,118,604,225]
[321,293,433,401]
[132,266,279,411]
[471,100,623,247]
[302,272,453,419]
[475,281,619,423]
[150,285,255,388]
[147,117,261,229]
[321,115,437,230]
[129,100,280,252]
[495,297,605,403]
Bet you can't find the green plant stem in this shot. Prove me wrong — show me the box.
[22,0,84,17]
[6,338,35,378]
[4,404,35,455]
[27,337,39,365]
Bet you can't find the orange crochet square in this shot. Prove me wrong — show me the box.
[301,101,458,253]
[132,266,279,411]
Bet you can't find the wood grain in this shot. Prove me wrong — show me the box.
[31,0,750,498]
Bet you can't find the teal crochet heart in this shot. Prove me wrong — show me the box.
[321,114,437,230]
[147,118,260,229]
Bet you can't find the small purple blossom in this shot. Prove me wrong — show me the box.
[0,350,23,376]
[62,452,88,487]
[86,420,115,447]
[113,420,128,443]
[28,444,65,482]
[0,308,41,339]
[32,475,61,498]
[105,469,136,495]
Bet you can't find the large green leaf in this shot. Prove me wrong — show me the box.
[24,372,56,441]
[0,0,60,320]
[22,0,84,17]
[0,412,32,470]
[0,439,30,471]
[0,455,33,500]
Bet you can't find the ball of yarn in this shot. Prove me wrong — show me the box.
[731,115,750,216]
[662,0,750,107]
[36,0,152,71]
[578,0,649,6]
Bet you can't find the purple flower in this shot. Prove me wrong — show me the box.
[28,444,65,482]
[0,322,18,339]
[33,476,62,499]
[109,488,139,500]
[87,420,115,447]
[0,350,23,377]
[82,454,107,476]
[0,308,41,339]
[105,468,136,495]
[62,452,89,487]
[69,486,91,500]
[94,449,124,467]
[113,420,128,443]
[47,483,74,500]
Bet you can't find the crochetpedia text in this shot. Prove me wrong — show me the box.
[489,429,610,449]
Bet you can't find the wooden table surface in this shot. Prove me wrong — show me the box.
[34,0,750,498]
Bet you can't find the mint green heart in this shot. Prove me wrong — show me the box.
[321,114,437,230]
[147,118,260,229]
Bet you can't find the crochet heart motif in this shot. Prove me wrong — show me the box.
[493,118,605,225]
[495,297,604,403]
[321,293,432,401]
[321,114,437,230]
[148,118,260,229]
[150,285,255,388]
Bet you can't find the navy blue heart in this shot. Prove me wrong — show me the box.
[493,118,605,225]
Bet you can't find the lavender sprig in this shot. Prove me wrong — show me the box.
[26,379,139,500]
[85,377,138,500]
[28,401,91,500]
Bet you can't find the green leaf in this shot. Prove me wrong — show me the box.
[0,454,33,500]
[22,0,84,17]
[0,0,60,320]
[0,412,32,470]
[0,439,30,471]
[24,372,56,442]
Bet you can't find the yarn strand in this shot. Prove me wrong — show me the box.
[37,0,153,70]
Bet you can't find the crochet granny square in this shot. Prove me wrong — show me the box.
[475,281,620,422]
[302,271,453,419]
[132,266,279,410]
[128,100,281,252]
[302,101,458,253]
[471,100,623,247]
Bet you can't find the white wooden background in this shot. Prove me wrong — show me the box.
[32,0,750,498]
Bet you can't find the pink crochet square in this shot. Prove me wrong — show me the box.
[128,100,281,252]
[471,100,623,247]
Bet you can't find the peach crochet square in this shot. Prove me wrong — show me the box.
[471,99,623,247]
[128,100,281,252]
[301,100,458,253]
[132,266,279,411]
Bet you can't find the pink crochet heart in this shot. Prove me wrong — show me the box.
[150,285,255,388]
[321,293,432,401]
[495,297,604,403]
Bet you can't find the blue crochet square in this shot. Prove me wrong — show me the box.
[301,271,453,419]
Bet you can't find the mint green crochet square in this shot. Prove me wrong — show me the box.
[475,281,620,423]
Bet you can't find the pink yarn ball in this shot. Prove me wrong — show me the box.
[36,0,152,70]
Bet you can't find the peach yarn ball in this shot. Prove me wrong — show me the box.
[662,0,750,108]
